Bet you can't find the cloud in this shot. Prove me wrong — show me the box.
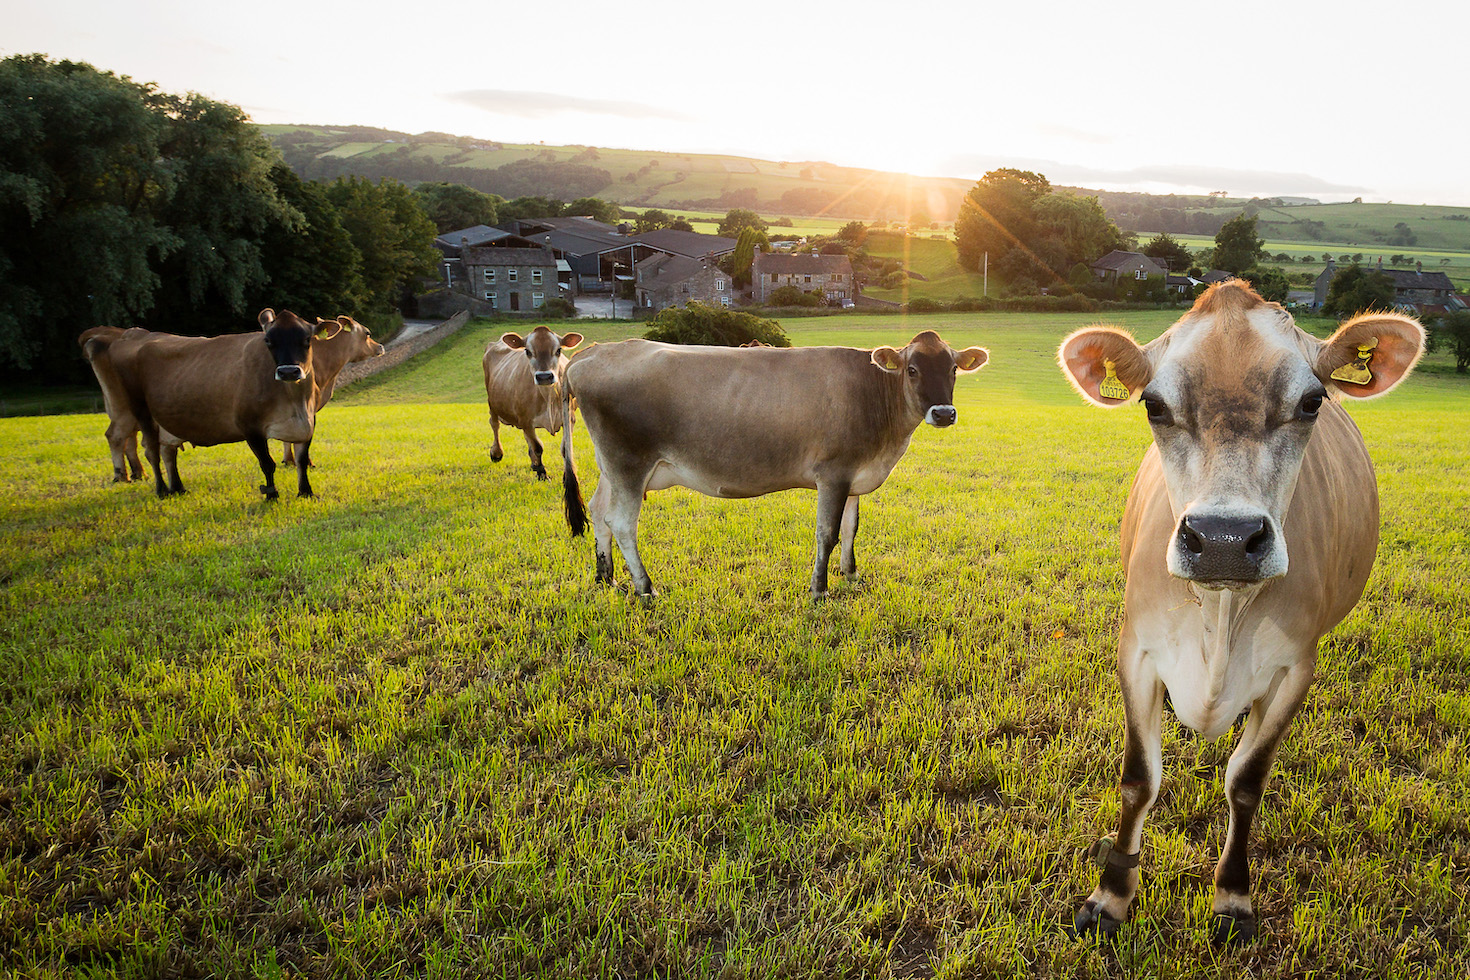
[1032,123,1115,146]
[938,154,1372,197]
[442,89,689,122]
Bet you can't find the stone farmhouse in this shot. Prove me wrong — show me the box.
[752,251,854,304]
[1313,259,1464,314]
[1090,250,1167,283]
[460,246,558,313]
[635,253,733,312]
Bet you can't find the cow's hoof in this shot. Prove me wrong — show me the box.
[298,490,314,499]
[1210,912,1256,947]
[533,468,548,481]
[1069,902,1123,940]
[490,450,503,463]
[260,486,280,501]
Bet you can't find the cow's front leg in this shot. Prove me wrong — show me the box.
[809,480,851,600]
[523,427,547,481]
[838,494,860,584]
[1211,656,1315,946]
[140,423,170,498]
[294,439,314,498]
[246,433,279,500]
[1076,631,1163,938]
[161,441,186,495]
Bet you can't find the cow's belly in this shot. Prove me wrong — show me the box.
[645,459,815,498]
[1139,609,1304,739]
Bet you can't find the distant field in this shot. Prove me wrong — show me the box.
[5,309,1466,977]
[1166,234,1470,292]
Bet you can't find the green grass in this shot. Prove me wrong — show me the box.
[2,311,1467,978]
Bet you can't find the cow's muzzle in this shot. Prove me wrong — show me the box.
[1170,512,1284,587]
[275,365,306,383]
[925,405,957,427]
[533,371,556,386]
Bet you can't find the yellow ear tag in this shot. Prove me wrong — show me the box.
[1098,359,1131,400]
[1330,336,1378,385]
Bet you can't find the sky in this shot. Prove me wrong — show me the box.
[7,0,1468,205]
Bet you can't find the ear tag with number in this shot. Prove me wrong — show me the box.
[1330,336,1378,385]
[1098,359,1131,400]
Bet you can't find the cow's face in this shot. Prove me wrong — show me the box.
[259,309,340,383]
[502,327,583,386]
[1059,281,1423,590]
[871,330,988,427]
[319,316,385,360]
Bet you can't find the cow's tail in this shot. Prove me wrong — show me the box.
[78,326,115,364]
[561,370,588,537]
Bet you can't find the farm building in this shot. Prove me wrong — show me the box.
[1313,259,1464,313]
[752,251,854,304]
[635,253,733,313]
[1090,250,1167,282]
[461,245,558,313]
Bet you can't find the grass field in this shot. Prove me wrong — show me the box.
[3,311,1468,978]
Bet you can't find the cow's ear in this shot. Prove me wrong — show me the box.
[871,346,903,372]
[337,315,355,330]
[1316,311,1424,399]
[258,309,276,331]
[1058,326,1151,407]
[955,347,989,373]
[500,332,526,350]
[315,319,343,340]
[559,332,583,351]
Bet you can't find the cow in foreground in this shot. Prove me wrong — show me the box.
[280,315,386,466]
[483,326,583,480]
[559,331,988,598]
[80,310,341,499]
[1058,281,1423,944]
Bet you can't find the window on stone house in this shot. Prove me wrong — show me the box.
[484,269,495,283]
[1135,269,1146,280]
[832,274,843,282]
[532,292,544,308]
[771,273,779,283]
[804,275,812,283]
[532,269,543,285]
[485,291,497,308]
[509,269,518,282]
[715,279,725,290]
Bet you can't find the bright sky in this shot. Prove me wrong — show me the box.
[7,0,1467,205]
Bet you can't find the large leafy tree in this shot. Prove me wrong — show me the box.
[1213,212,1266,275]
[498,196,563,221]
[564,197,621,225]
[413,181,502,234]
[1143,232,1193,271]
[635,209,675,233]
[252,165,367,318]
[325,176,439,312]
[1032,192,1126,273]
[717,208,768,238]
[1322,264,1396,318]
[954,168,1050,272]
[729,226,771,288]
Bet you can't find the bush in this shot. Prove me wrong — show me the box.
[541,297,576,319]
[643,302,791,347]
[767,285,823,307]
[907,298,945,312]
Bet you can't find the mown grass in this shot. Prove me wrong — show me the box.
[2,311,1467,978]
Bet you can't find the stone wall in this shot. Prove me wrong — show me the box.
[334,311,471,391]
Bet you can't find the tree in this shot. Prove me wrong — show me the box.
[717,208,769,238]
[499,196,563,221]
[564,197,620,224]
[635,209,674,233]
[253,164,367,317]
[729,227,770,288]
[954,168,1051,272]
[836,221,867,246]
[413,182,502,233]
[1322,264,1396,318]
[1430,311,1470,373]
[669,218,695,233]
[1032,192,1126,272]
[1143,233,1193,272]
[1213,212,1266,275]
[325,176,438,312]
[1242,267,1290,304]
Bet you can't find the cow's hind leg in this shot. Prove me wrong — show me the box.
[603,468,654,597]
[141,424,170,498]
[522,426,547,481]
[1075,633,1164,939]
[281,441,297,466]
[488,412,504,463]
[105,417,134,482]
[589,477,616,585]
[294,439,314,498]
[161,441,186,495]
[838,494,860,584]
[124,431,142,482]
[809,481,852,599]
[246,433,280,500]
[1210,656,1315,946]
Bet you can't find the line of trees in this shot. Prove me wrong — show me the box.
[1,54,440,382]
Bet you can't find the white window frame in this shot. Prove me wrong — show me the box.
[485,291,497,307]
[508,269,518,283]
[532,269,543,285]
[715,279,725,291]
[484,268,496,284]
[532,291,545,309]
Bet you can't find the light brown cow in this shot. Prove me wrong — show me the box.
[280,316,385,465]
[79,310,341,499]
[560,331,988,598]
[482,326,583,480]
[79,325,145,483]
[1058,281,1423,945]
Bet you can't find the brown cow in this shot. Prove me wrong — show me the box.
[280,316,386,465]
[482,326,583,480]
[79,310,341,499]
[79,325,145,483]
[560,331,988,598]
[1058,281,1423,945]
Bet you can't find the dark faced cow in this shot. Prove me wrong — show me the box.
[559,331,988,598]
[80,310,340,499]
[482,326,583,480]
[1058,281,1423,944]
[280,316,386,466]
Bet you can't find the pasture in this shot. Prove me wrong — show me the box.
[2,311,1467,978]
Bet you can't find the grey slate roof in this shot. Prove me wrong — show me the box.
[753,252,853,275]
[628,228,738,258]
[437,225,512,249]
[1090,250,1165,273]
[461,246,556,267]
[637,252,722,286]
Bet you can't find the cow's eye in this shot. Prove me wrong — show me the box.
[1298,392,1324,420]
[1143,396,1171,425]
[906,365,918,377]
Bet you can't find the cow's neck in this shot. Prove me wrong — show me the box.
[1192,583,1267,703]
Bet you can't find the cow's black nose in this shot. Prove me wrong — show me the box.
[534,371,555,386]
[275,365,304,382]
[1177,514,1273,583]
[930,406,957,427]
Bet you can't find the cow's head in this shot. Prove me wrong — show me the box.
[871,330,989,427]
[1059,281,1423,590]
[318,315,385,361]
[501,326,583,386]
[259,309,339,383]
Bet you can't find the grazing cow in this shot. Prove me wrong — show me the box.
[280,316,386,466]
[482,326,583,480]
[1058,281,1423,945]
[80,310,341,499]
[559,330,988,598]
